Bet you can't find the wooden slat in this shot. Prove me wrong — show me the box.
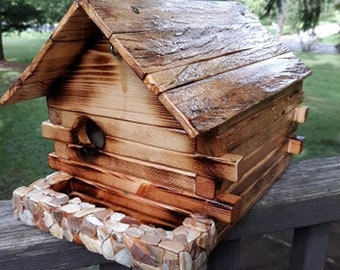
[144,43,289,94]
[225,141,289,196]
[78,0,275,78]
[48,155,240,224]
[46,111,194,153]
[49,148,197,193]
[216,153,291,240]
[70,179,189,228]
[111,23,275,78]
[43,119,243,182]
[197,86,303,156]
[159,54,311,137]
[79,0,259,35]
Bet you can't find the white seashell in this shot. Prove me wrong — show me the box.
[43,211,54,228]
[45,171,72,185]
[49,223,63,239]
[183,218,209,232]
[125,226,144,238]
[115,248,133,268]
[165,230,175,240]
[186,227,201,243]
[68,197,82,204]
[62,218,73,242]
[208,222,217,250]
[19,209,36,226]
[80,202,95,209]
[101,237,115,260]
[180,252,193,270]
[97,225,112,243]
[61,203,81,214]
[12,195,23,213]
[13,186,34,197]
[85,214,103,226]
[110,212,126,222]
[74,207,105,218]
[159,240,185,254]
[52,192,69,205]
[105,219,130,233]
[196,232,208,249]
[79,232,102,254]
[31,178,50,190]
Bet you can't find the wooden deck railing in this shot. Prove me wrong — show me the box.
[1,155,340,270]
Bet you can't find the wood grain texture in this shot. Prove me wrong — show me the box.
[197,85,303,156]
[47,40,181,129]
[47,110,195,154]
[159,54,310,137]
[48,155,239,224]
[49,148,197,194]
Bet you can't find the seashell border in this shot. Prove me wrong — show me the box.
[12,171,218,270]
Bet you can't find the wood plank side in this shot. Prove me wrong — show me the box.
[47,40,181,129]
[224,141,289,196]
[49,127,242,182]
[159,53,311,136]
[70,179,189,228]
[44,112,194,154]
[216,153,291,241]
[197,85,303,156]
[50,146,197,193]
[49,154,238,224]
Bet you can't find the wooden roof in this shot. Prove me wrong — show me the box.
[0,0,311,138]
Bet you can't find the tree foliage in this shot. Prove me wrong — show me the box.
[0,0,71,61]
[261,0,334,31]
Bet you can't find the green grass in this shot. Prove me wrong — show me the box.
[0,31,339,199]
[0,74,53,199]
[294,52,340,161]
[1,32,53,199]
[320,34,340,45]
[3,31,50,63]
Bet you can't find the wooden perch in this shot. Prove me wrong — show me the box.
[287,136,305,155]
[293,105,309,123]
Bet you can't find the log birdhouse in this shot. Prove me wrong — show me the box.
[1,0,311,268]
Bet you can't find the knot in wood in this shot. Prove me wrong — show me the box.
[130,6,140,14]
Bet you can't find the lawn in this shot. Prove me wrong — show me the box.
[294,52,340,161]
[0,32,339,199]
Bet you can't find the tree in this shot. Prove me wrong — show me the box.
[0,0,71,61]
[261,0,334,50]
[0,0,42,60]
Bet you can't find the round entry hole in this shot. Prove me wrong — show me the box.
[76,117,105,149]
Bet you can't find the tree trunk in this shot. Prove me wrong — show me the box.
[0,27,5,61]
[275,0,285,41]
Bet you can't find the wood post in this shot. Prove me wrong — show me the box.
[289,223,331,270]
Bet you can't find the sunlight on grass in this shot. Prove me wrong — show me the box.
[3,31,50,63]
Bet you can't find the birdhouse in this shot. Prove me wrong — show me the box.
[1,0,311,269]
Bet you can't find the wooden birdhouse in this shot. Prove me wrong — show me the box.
[1,0,311,269]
